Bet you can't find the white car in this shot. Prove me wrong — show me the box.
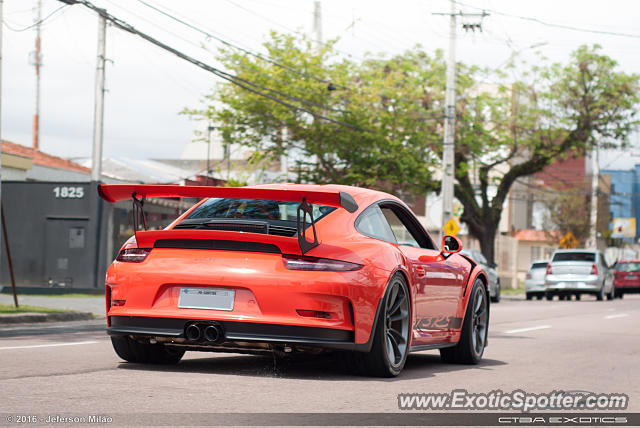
[544,249,614,301]
[525,261,548,300]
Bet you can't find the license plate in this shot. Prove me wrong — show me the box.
[626,275,637,280]
[178,287,235,311]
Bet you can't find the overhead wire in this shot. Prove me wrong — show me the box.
[63,0,363,131]
[3,3,69,32]
[105,0,349,113]
[452,0,640,39]
[134,0,349,91]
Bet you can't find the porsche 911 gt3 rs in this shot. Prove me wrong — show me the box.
[98,183,490,377]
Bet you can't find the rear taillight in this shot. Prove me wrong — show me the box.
[591,264,598,275]
[116,248,151,263]
[283,255,362,271]
[546,265,552,275]
[526,272,532,280]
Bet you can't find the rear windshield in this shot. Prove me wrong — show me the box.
[552,252,595,262]
[616,262,640,272]
[183,198,336,225]
[531,262,548,269]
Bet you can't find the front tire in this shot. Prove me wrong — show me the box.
[491,280,501,303]
[606,285,614,301]
[111,336,185,364]
[440,279,488,364]
[355,273,411,377]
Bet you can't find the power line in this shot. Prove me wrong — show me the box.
[134,0,347,91]
[3,3,68,32]
[60,0,360,130]
[452,0,640,39]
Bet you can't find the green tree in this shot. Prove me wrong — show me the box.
[184,32,451,195]
[454,45,639,263]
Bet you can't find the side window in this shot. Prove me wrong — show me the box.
[355,205,397,243]
[380,207,421,248]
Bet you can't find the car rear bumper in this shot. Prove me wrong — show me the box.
[545,285,600,292]
[545,276,600,292]
[524,280,545,292]
[106,249,392,346]
[107,315,369,351]
[614,285,640,294]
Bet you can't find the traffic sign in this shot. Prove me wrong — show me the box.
[559,232,579,249]
[445,218,461,236]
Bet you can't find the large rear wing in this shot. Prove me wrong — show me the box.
[97,184,359,255]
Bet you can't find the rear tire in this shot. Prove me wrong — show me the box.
[596,285,604,301]
[575,293,581,301]
[353,273,411,377]
[440,279,488,365]
[536,295,543,300]
[545,293,553,301]
[111,336,185,364]
[526,293,533,300]
[606,285,614,301]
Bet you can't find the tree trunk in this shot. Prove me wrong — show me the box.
[477,226,497,267]
[460,207,498,266]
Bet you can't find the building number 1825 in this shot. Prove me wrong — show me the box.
[52,186,85,199]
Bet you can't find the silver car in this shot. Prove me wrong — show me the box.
[460,249,500,303]
[525,261,548,300]
[544,249,614,301]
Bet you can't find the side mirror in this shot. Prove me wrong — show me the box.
[441,235,462,254]
[490,262,498,269]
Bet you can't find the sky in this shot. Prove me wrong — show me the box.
[1,0,639,169]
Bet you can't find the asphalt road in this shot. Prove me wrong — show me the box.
[0,295,638,425]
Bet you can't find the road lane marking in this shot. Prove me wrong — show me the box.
[504,325,552,334]
[0,341,98,350]
[604,314,629,319]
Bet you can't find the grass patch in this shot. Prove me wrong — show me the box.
[0,304,73,314]
[501,287,525,295]
[21,293,102,299]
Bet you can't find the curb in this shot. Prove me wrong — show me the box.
[0,311,95,324]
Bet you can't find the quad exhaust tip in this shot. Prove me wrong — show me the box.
[185,322,224,343]
[203,325,221,343]
[185,324,201,341]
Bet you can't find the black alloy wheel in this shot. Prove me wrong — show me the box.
[383,278,410,367]
[350,274,411,377]
[440,279,489,364]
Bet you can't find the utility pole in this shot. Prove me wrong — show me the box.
[0,0,18,307]
[439,0,457,240]
[434,3,488,240]
[31,0,42,150]
[313,1,322,50]
[586,141,600,248]
[91,11,106,182]
[206,122,213,185]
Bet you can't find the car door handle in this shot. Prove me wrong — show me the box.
[416,266,426,277]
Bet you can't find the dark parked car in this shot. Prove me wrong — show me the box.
[460,249,500,303]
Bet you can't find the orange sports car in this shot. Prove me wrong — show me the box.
[98,183,489,377]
